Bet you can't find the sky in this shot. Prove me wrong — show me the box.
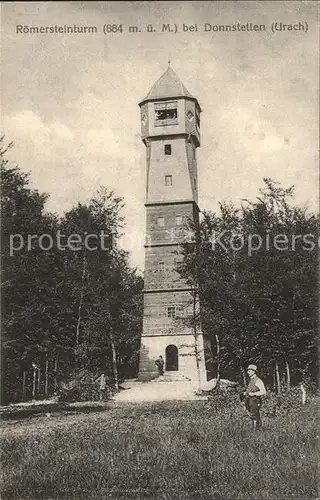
[2,1,319,271]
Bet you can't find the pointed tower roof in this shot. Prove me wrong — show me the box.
[139,66,199,106]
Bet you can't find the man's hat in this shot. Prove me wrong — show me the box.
[247,364,257,372]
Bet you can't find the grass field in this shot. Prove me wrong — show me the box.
[1,397,318,499]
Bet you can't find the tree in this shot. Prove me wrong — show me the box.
[1,139,143,403]
[56,188,143,389]
[179,178,318,387]
[240,179,318,388]
[1,137,60,403]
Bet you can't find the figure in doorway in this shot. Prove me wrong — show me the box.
[155,355,164,376]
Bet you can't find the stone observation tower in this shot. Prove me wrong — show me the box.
[138,66,212,384]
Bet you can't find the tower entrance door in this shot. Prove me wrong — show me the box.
[165,344,179,371]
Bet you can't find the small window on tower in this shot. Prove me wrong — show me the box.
[174,258,183,271]
[157,216,164,227]
[165,175,172,186]
[158,262,165,272]
[167,306,176,318]
[164,144,172,155]
[175,215,183,226]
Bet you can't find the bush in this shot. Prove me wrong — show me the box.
[206,383,313,420]
[262,386,312,418]
[206,385,243,419]
[57,369,114,402]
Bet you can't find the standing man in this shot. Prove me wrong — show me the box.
[95,373,107,401]
[155,355,164,376]
[242,364,266,430]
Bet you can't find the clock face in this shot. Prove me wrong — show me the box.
[142,114,148,126]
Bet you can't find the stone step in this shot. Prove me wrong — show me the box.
[155,372,191,382]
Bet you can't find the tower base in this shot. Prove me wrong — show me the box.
[138,333,209,384]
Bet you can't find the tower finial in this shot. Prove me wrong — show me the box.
[168,54,171,67]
